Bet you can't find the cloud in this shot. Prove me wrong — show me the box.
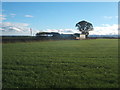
[1,22,40,36]
[89,24,118,35]
[0,9,5,12]
[44,25,117,35]
[104,16,118,19]
[41,28,80,34]
[10,13,16,16]
[24,15,34,18]
[10,13,16,17]
[115,16,118,18]
[0,17,6,21]
[1,22,118,36]
[0,22,30,32]
[0,15,7,21]
[104,16,113,19]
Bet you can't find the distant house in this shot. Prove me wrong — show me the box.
[80,34,86,39]
[73,33,86,39]
[36,32,54,37]
[60,34,75,39]
[51,32,61,37]
[36,32,61,37]
[74,33,80,40]
[36,32,81,40]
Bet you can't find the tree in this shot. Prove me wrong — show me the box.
[75,20,93,38]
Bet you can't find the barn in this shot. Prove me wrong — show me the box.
[36,32,82,40]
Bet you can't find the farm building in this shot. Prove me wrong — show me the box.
[36,32,60,37]
[36,32,81,40]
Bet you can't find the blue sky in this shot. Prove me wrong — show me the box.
[2,0,120,2]
[1,2,118,35]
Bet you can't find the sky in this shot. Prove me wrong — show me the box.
[2,0,120,2]
[0,2,118,36]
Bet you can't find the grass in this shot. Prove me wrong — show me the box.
[2,39,118,88]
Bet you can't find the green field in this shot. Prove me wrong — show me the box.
[2,39,118,88]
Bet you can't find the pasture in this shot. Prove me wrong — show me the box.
[2,39,118,88]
